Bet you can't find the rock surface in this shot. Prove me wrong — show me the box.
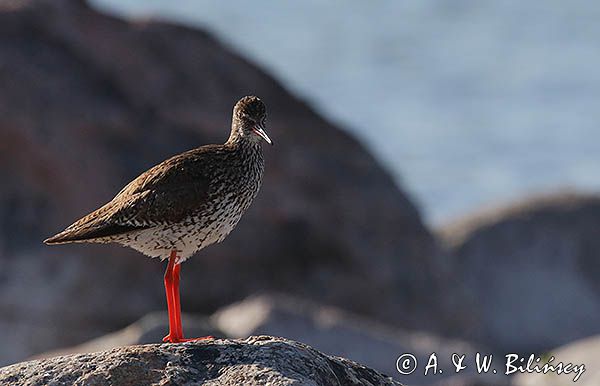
[0,336,402,386]
[439,192,600,352]
[0,0,448,365]
[212,294,486,385]
[431,377,510,386]
[37,294,504,385]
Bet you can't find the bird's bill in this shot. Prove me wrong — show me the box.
[253,124,273,145]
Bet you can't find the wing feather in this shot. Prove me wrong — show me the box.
[44,148,214,244]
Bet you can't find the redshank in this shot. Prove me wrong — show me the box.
[45,96,272,343]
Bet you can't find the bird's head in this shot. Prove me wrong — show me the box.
[230,96,273,145]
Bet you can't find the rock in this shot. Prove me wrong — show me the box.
[212,293,485,385]
[439,192,600,353]
[431,377,510,386]
[38,294,495,385]
[0,336,402,386]
[0,0,446,365]
[513,335,596,386]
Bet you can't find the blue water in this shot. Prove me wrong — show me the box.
[92,0,600,225]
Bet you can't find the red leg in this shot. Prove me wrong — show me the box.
[163,252,213,343]
[172,263,183,339]
[172,262,214,342]
[162,250,179,343]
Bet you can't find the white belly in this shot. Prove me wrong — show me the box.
[118,210,241,263]
[113,166,261,263]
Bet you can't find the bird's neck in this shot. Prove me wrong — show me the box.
[226,134,262,155]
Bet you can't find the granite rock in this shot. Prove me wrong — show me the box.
[37,294,496,385]
[0,336,402,386]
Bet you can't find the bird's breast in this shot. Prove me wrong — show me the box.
[120,145,265,261]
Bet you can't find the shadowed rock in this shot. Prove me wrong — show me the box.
[0,0,450,365]
[440,192,600,352]
[0,336,402,386]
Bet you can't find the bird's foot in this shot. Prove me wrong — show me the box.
[162,334,214,343]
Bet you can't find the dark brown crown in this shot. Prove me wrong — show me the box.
[234,96,266,121]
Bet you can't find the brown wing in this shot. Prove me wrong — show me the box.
[44,148,214,244]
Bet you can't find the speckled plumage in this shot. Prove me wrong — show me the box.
[45,96,270,263]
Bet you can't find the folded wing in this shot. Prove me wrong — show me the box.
[44,149,212,244]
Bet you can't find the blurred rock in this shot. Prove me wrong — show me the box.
[0,336,403,386]
[35,294,496,385]
[0,0,448,365]
[439,192,600,353]
[31,312,222,359]
[213,293,484,385]
[213,294,510,385]
[513,335,596,386]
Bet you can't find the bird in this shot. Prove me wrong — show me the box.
[44,95,273,343]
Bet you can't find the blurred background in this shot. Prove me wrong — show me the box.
[1,0,599,385]
[94,0,600,225]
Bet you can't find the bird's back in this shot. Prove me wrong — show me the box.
[45,141,264,261]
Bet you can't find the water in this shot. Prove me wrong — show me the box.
[92,0,600,225]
